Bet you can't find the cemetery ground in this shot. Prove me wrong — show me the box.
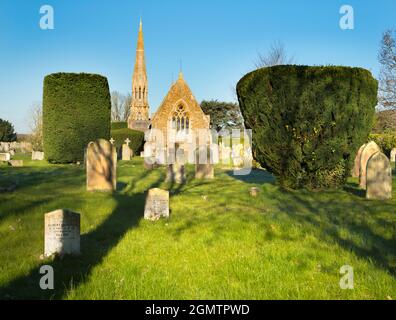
[0,154,395,300]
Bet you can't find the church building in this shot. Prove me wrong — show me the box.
[128,20,211,162]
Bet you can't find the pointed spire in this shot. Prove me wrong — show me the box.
[137,19,144,51]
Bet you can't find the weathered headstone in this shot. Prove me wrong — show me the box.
[352,144,366,178]
[44,209,80,257]
[0,153,11,161]
[144,188,169,220]
[250,187,259,197]
[359,141,381,189]
[390,148,396,163]
[86,139,117,192]
[366,152,392,200]
[8,160,23,167]
[195,146,214,179]
[32,151,45,161]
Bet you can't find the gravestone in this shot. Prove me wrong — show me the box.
[166,147,186,183]
[9,150,15,156]
[86,139,117,192]
[195,146,214,179]
[144,188,169,220]
[0,153,11,161]
[352,144,366,178]
[390,148,396,163]
[166,164,185,184]
[250,187,259,197]
[8,160,23,167]
[32,151,45,161]
[359,141,381,189]
[366,152,392,200]
[122,142,132,161]
[44,209,80,257]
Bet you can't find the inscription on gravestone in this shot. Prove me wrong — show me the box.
[144,188,169,220]
[44,209,80,257]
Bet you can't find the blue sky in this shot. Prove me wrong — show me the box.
[0,0,395,133]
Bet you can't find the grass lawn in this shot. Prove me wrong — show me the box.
[0,154,395,300]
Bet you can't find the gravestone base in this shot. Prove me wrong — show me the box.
[166,164,185,184]
[8,160,23,167]
[195,164,214,179]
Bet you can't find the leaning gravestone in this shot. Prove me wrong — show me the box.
[195,146,214,179]
[144,188,169,220]
[390,148,396,163]
[366,152,392,200]
[44,209,80,257]
[32,151,45,161]
[352,144,366,178]
[0,153,11,161]
[8,160,23,167]
[86,139,117,192]
[359,141,381,189]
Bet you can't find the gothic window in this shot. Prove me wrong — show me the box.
[171,104,190,133]
[139,87,142,99]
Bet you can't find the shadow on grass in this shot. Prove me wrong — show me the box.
[0,168,163,299]
[225,168,275,185]
[271,183,396,277]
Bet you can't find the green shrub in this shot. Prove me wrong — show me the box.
[43,73,111,163]
[0,119,17,142]
[369,133,396,157]
[237,65,378,190]
[111,128,144,155]
[111,122,128,130]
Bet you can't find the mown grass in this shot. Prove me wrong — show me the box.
[0,154,395,300]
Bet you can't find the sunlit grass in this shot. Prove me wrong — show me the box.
[0,155,395,299]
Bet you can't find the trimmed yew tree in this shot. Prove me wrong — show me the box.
[237,65,378,190]
[43,73,111,163]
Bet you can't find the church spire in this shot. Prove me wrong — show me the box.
[128,19,150,131]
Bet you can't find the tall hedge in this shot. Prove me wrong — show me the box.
[43,73,111,163]
[111,122,128,130]
[111,128,144,155]
[369,133,396,157]
[237,65,378,190]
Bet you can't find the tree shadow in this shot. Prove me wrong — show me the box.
[271,186,396,277]
[0,166,163,300]
[225,168,275,185]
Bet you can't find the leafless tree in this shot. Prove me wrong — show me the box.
[255,41,295,68]
[378,29,396,110]
[28,101,43,151]
[111,91,132,122]
[123,93,131,121]
[111,91,125,122]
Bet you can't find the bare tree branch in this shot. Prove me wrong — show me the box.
[378,29,396,110]
[255,41,295,68]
